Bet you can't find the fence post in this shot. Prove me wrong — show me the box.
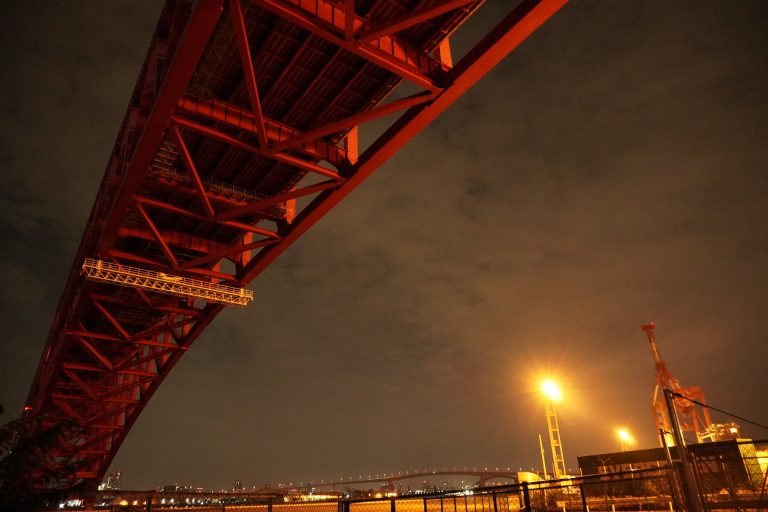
[521,483,531,512]
[664,389,704,512]
[269,496,274,512]
[579,483,588,512]
[492,492,498,512]
[391,497,397,512]
[145,493,152,512]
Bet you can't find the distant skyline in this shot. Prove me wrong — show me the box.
[1,1,767,490]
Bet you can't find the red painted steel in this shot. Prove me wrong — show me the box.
[22,0,568,490]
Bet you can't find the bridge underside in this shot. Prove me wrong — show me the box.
[22,0,566,489]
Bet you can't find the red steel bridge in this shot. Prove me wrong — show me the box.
[21,0,566,490]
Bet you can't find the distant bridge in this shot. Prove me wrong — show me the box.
[21,0,567,490]
[301,469,522,489]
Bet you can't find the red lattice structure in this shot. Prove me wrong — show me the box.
[641,322,713,446]
[22,0,567,489]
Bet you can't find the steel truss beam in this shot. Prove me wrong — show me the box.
[359,0,477,43]
[174,97,349,169]
[23,0,567,490]
[253,0,444,90]
[238,0,569,285]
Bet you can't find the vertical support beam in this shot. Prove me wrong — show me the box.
[438,38,453,70]
[344,0,355,40]
[284,187,296,224]
[346,126,358,165]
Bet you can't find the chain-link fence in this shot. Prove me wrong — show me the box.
[691,439,768,510]
[65,440,768,512]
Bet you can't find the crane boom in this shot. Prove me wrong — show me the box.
[640,322,713,446]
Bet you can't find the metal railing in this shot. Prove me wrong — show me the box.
[56,440,768,512]
[81,258,253,306]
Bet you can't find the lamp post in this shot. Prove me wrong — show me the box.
[541,380,567,479]
[617,429,635,452]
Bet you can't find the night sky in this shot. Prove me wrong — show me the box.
[1,0,767,491]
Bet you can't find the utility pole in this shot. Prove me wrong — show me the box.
[538,434,549,480]
[664,389,703,512]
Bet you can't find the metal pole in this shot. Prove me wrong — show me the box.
[660,428,683,512]
[579,483,588,512]
[539,434,549,480]
[521,482,531,512]
[663,388,703,512]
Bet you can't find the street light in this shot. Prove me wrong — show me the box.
[540,379,567,479]
[541,380,563,403]
[617,428,635,452]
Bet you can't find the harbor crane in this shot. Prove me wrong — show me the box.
[641,322,713,446]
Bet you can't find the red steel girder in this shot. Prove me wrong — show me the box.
[132,194,280,239]
[218,179,340,221]
[97,0,224,254]
[359,0,477,43]
[23,0,568,490]
[145,174,285,222]
[107,249,237,282]
[272,90,437,152]
[253,0,444,90]
[117,226,242,260]
[72,336,114,371]
[238,0,570,285]
[228,0,269,149]
[173,98,349,172]
[181,237,278,268]
[23,3,226,471]
[134,202,181,269]
[170,123,217,219]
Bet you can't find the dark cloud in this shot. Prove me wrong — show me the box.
[1,0,767,491]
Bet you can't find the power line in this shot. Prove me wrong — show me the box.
[672,392,768,431]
